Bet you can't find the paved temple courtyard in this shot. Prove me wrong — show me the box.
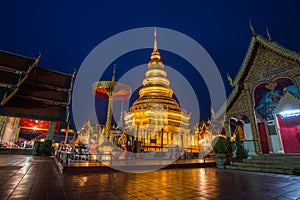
[0,155,300,200]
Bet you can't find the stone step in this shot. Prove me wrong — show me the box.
[234,162,299,170]
[225,165,238,170]
[243,159,300,166]
[226,165,295,175]
[226,154,300,175]
[251,154,300,160]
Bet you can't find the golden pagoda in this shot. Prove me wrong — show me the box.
[124,28,191,150]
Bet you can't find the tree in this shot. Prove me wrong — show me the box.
[235,134,248,162]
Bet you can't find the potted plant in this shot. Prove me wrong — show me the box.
[212,136,230,169]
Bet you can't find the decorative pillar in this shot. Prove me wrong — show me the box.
[60,123,74,145]
[224,120,230,138]
[0,116,6,141]
[244,82,262,154]
[105,93,113,140]
[46,121,56,141]
[14,118,20,144]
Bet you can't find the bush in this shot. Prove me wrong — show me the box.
[235,134,248,161]
[33,139,53,156]
[212,136,230,154]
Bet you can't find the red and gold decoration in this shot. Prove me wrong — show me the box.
[93,65,131,140]
[19,118,60,135]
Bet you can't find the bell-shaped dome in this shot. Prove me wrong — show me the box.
[125,28,190,135]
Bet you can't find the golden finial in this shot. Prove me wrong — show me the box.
[266,27,272,42]
[72,68,77,77]
[249,20,256,36]
[33,52,41,67]
[150,27,161,60]
[38,52,42,60]
[227,73,234,87]
[154,27,158,52]
[112,64,116,81]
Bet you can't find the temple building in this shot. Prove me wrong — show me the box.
[124,29,191,151]
[215,24,300,155]
[0,50,74,147]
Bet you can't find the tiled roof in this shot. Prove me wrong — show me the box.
[0,50,75,121]
[0,50,38,106]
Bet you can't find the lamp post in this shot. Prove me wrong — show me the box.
[60,123,74,145]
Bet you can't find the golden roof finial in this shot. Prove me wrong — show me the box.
[249,20,256,36]
[227,73,234,87]
[150,27,161,60]
[266,27,272,42]
[154,27,158,51]
[112,64,116,81]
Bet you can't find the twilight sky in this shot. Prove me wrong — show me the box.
[1,1,300,129]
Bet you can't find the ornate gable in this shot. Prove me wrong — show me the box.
[223,34,300,116]
[244,39,299,86]
[234,35,300,87]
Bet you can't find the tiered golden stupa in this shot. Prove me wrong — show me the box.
[124,29,191,150]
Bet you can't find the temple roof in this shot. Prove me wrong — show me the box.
[0,50,75,121]
[232,34,300,87]
[215,28,300,119]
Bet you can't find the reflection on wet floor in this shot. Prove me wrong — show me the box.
[0,155,300,199]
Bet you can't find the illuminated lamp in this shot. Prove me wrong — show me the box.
[279,109,300,118]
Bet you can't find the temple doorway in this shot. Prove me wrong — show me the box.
[254,78,298,154]
[276,112,300,153]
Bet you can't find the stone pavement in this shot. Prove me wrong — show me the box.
[0,155,300,200]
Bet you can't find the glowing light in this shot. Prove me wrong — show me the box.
[279,109,300,118]
[124,32,191,148]
[33,126,37,130]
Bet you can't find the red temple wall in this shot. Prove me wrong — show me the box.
[277,115,300,153]
[257,122,269,154]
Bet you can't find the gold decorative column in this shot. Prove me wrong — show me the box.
[244,82,262,154]
[105,89,114,139]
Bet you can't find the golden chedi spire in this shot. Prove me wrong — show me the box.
[141,28,170,89]
[151,27,160,60]
[125,28,190,147]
